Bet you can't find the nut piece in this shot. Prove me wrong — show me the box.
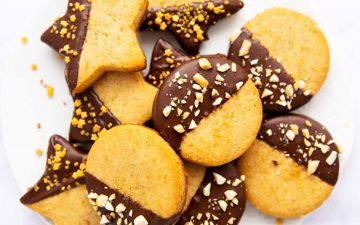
[115,203,126,213]
[218,200,228,212]
[261,88,273,99]
[213,172,226,185]
[134,215,149,225]
[224,190,237,201]
[100,215,110,224]
[198,58,212,70]
[212,97,223,106]
[229,29,242,43]
[203,183,211,197]
[193,73,209,88]
[217,63,230,72]
[239,39,252,56]
[326,151,338,165]
[162,105,172,117]
[189,120,198,130]
[173,124,185,133]
[307,160,320,175]
[286,130,296,141]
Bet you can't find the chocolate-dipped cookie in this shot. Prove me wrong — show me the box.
[20,135,99,225]
[70,71,157,146]
[41,0,147,93]
[177,163,246,225]
[238,114,340,218]
[228,7,329,112]
[143,0,244,55]
[85,125,187,225]
[146,38,191,88]
[152,55,263,166]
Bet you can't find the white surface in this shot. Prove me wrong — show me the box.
[0,0,359,224]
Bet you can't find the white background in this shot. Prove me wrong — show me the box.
[0,0,359,224]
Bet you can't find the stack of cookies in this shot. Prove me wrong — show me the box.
[20,1,340,225]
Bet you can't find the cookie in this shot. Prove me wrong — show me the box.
[177,163,246,225]
[146,38,191,88]
[143,0,244,54]
[85,125,187,225]
[238,114,340,218]
[41,0,147,93]
[152,55,263,166]
[228,7,330,112]
[182,163,206,210]
[20,135,99,225]
[70,71,157,145]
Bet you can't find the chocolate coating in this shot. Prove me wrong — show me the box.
[228,28,312,112]
[20,135,87,204]
[258,114,339,185]
[152,55,248,152]
[143,0,244,55]
[177,163,246,225]
[41,0,91,91]
[145,38,191,88]
[70,89,120,148]
[86,173,180,225]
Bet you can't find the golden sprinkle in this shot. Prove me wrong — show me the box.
[31,64,38,71]
[35,149,43,156]
[47,85,54,98]
[21,36,28,44]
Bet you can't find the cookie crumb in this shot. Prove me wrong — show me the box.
[35,149,43,156]
[31,64,38,71]
[21,36,28,44]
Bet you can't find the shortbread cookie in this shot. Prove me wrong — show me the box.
[238,114,340,218]
[20,135,99,225]
[143,0,244,54]
[85,125,187,225]
[41,0,147,93]
[146,38,191,87]
[182,163,206,210]
[177,163,246,225]
[228,8,330,112]
[152,55,263,166]
[70,71,157,145]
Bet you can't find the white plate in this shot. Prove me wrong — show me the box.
[0,0,356,224]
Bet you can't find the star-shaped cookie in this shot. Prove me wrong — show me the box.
[20,135,100,225]
[41,0,147,94]
[143,0,244,54]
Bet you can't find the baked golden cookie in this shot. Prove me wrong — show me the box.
[238,114,340,218]
[146,38,191,88]
[228,7,330,112]
[143,0,244,54]
[85,125,187,225]
[20,135,99,225]
[70,71,157,146]
[176,163,246,225]
[152,55,263,166]
[41,0,147,93]
[182,163,206,210]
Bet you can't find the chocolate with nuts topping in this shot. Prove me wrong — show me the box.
[152,55,248,152]
[20,135,87,204]
[228,28,312,112]
[143,0,244,55]
[70,89,120,148]
[86,173,180,225]
[176,163,246,225]
[41,0,92,92]
[146,38,192,88]
[258,114,340,185]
